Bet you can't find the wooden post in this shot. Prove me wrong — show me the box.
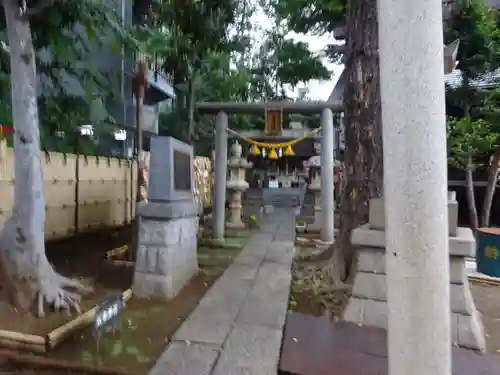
[135,61,148,205]
[129,60,148,261]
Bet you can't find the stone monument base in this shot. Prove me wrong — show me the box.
[306,210,323,233]
[226,221,246,230]
[132,201,199,299]
[263,204,274,214]
[343,224,486,352]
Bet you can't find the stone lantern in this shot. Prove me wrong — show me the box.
[226,141,252,228]
[303,155,321,232]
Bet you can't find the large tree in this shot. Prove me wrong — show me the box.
[0,0,132,316]
[275,0,382,281]
[334,0,382,280]
[249,25,331,100]
[137,0,239,144]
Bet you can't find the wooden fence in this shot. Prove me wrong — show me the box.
[0,142,212,242]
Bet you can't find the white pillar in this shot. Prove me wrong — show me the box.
[212,111,228,240]
[320,108,335,243]
[378,1,451,375]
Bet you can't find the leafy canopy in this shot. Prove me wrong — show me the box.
[0,0,138,153]
[447,116,500,169]
[444,0,500,80]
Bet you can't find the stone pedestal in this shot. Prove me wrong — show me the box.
[304,156,322,233]
[226,141,252,229]
[308,184,321,231]
[263,204,274,214]
[132,201,199,299]
[343,197,486,352]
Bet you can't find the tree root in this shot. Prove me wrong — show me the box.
[0,217,93,318]
[36,266,93,318]
[291,261,351,320]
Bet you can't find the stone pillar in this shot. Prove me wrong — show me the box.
[212,111,228,240]
[343,198,485,352]
[320,109,335,244]
[226,141,252,229]
[378,0,451,374]
[303,156,321,232]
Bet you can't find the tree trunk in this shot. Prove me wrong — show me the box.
[465,157,478,232]
[333,0,383,280]
[332,0,384,281]
[481,150,500,227]
[0,0,87,317]
[187,75,196,144]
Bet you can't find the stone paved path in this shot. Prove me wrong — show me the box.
[148,210,296,375]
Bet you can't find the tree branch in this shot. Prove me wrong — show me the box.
[22,0,54,19]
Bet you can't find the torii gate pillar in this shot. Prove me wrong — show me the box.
[378,0,451,375]
[212,111,228,241]
[320,108,335,243]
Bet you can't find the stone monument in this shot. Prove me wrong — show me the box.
[226,141,252,228]
[132,136,199,299]
[303,155,322,232]
[343,195,486,352]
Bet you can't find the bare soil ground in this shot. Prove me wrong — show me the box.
[470,282,500,354]
[0,226,253,375]
[290,246,500,356]
[0,226,133,336]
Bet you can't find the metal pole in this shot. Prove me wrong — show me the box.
[378,0,451,374]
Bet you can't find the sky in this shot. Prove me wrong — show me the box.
[251,6,344,101]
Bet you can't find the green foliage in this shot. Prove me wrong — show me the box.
[447,117,500,169]
[444,0,500,172]
[476,88,500,124]
[240,18,332,103]
[444,0,500,80]
[252,29,331,90]
[273,0,346,35]
[443,0,500,180]
[198,52,252,102]
[149,0,332,151]
[277,39,330,86]
[272,0,346,62]
[444,2,500,227]
[141,0,238,84]
[0,0,137,153]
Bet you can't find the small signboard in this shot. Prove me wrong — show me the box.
[265,108,283,136]
[91,295,126,364]
[93,296,125,331]
[269,180,279,188]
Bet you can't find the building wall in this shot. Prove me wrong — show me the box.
[36,0,133,128]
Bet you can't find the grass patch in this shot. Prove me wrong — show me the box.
[31,229,253,375]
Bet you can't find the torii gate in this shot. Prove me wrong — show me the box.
[195,101,342,243]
